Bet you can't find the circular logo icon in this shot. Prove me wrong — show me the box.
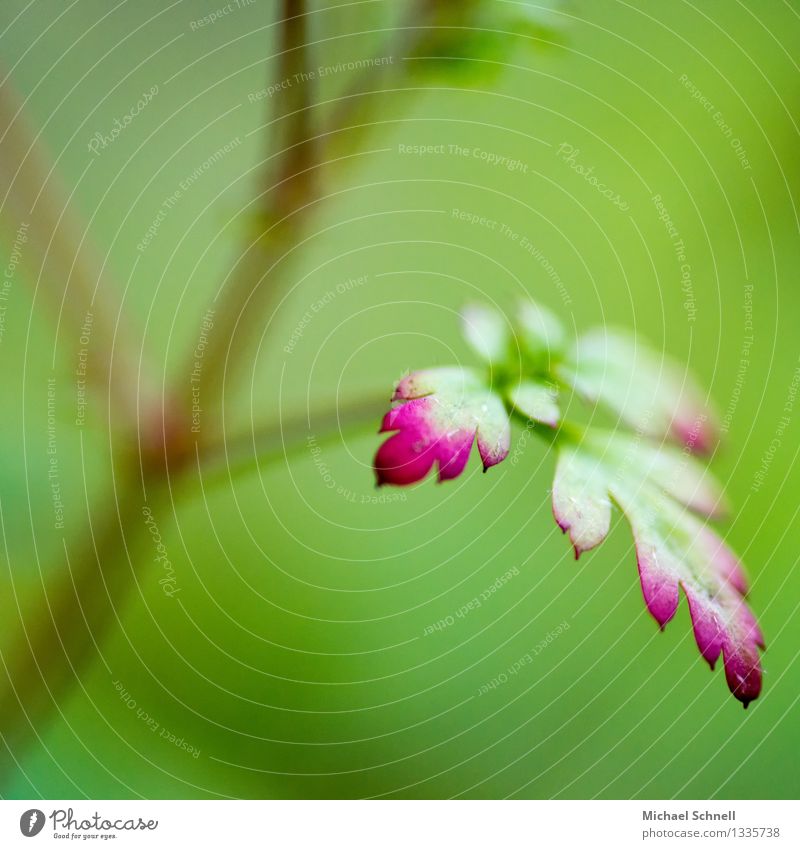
[19,809,45,837]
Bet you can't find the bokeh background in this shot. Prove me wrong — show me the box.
[1,0,799,799]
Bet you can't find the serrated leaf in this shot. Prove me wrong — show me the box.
[375,367,510,485]
[586,431,728,519]
[558,329,718,452]
[552,442,612,556]
[551,432,763,705]
[614,485,763,706]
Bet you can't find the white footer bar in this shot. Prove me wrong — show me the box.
[1,800,795,848]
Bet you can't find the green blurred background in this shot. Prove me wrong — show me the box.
[1,0,799,799]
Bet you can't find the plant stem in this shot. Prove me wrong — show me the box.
[185,0,438,419]
[0,461,163,776]
[199,391,387,484]
[0,78,153,420]
[0,2,442,780]
[187,0,315,415]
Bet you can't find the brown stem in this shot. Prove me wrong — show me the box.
[199,391,387,483]
[183,0,314,418]
[0,1,440,779]
[274,0,316,211]
[187,0,437,422]
[0,78,153,420]
[0,460,170,775]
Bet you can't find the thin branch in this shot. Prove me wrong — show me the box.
[182,0,438,421]
[273,0,317,211]
[0,461,156,772]
[181,0,315,413]
[0,2,440,774]
[198,391,387,485]
[0,78,153,419]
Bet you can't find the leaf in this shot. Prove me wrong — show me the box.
[517,299,566,368]
[552,441,612,556]
[461,302,510,366]
[509,379,560,427]
[615,486,764,707]
[374,367,510,485]
[552,431,763,706]
[405,1,510,87]
[506,0,569,48]
[557,329,718,452]
[374,302,762,705]
[590,431,728,519]
[406,1,567,87]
